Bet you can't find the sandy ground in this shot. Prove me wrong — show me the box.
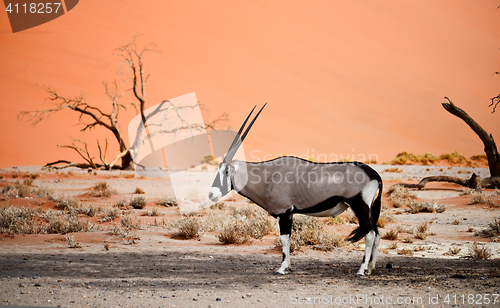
[0,165,499,307]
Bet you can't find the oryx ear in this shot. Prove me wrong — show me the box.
[228,164,239,177]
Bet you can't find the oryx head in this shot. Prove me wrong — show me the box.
[208,104,266,202]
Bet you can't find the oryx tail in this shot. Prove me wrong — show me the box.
[346,178,382,242]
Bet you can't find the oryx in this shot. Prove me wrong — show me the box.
[208,105,383,276]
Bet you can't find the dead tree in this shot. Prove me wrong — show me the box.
[18,37,226,170]
[442,97,500,177]
[394,97,500,190]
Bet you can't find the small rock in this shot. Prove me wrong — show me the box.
[19,283,25,288]
[216,297,222,301]
[34,283,41,287]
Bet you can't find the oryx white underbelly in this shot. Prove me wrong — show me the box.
[304,202,349,217]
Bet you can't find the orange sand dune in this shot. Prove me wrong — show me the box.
[1,0,499,168]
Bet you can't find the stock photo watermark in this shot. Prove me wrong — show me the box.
[4,0,79,33]
[290,292,499,306]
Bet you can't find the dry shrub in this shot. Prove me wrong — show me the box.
[444,246,461,256]
[391,152,438,165]
[474,217,500,239]
[0,204,42,234]
[157,197,178,207]
[120,215,141,230]
[115,199,129,208]
[45,212,93,234]
[463,241,492,259]
[134,187,145,194]
[203,211,233,232]
[244,216,273,240]
[402,236,413,243]
[413,231,428,240]
[347,214,358,224]
[99,207,120,222]
[377,216,386,228]
[387,186,417,201]
[328,215,346,225]
[217,223,251,244]
[413,245,426,251]
[416,222,430,234]
[1,181,34,198]
[388,242,398,250]
[470,193,497,206]
[274,215,343,252]
[459,188,477,196]
[77,204,96,217]
[175,216,204,239]
[439,151,468,164]
[397,247,413,255]
[383,168,402,173]
[435,204,446,213]
[56,196,79,211]
[216,206,274,244]
[383,229,399,240]
[65,234,82,248]
[315,231,344,251]
[33,187,55,199]
[209,201,226,210]
[92,182,114,197]
[406,200,435,214]
[142,208,161,217]
[130,196,147,209]
[452,219,461,225]
[121,172,135,178]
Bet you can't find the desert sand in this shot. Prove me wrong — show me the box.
[0,165,499,307]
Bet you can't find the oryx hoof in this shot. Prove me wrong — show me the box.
[274,268,291,275]
[355,273,365,278]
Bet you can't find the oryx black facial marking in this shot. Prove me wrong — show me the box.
[208,104,383,277]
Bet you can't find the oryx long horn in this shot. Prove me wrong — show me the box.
[223,103,266,163]
[225,105,256,159]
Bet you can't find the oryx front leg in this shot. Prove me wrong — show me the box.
[356,230,376,277]
[275,213,293,275]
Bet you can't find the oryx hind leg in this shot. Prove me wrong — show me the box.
[275,212,293,275]
[356,230,376,276]
[368,231,381,274]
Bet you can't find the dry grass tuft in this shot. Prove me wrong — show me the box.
[402,236,413,243]
[435,203,446,213]
[474,217,500,239]
[463,241,492,259]
[388,242,398,250]
[134,187,145,194]
[142,208,161,217]
[65,234,82,248]
[217,223,251,244]
[55,196,80,211]
[275,215,344,252]
[99,207,120,222]
[157,197,178,207]
[174,216,204,239]
[115,199,129,208]
[406,200,435,214]
[209,201,227,210]
[328,215,346,225]
[397,247,413,255]
[130,196,147,209]
[383,229,399,240]
[92,181,115,197]
[387,186,417,201]
[444,246,461,256]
